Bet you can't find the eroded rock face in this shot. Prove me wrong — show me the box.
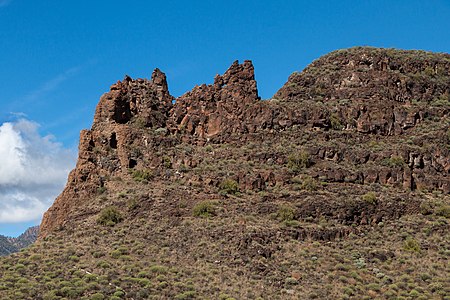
[275,47,450,135]
[169,60,261,139]
[276,47,450,103]
[39,47,450,238]
[40,70,175,236]
[94,68,173,127]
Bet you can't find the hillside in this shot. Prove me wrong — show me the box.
[0,226,39,256]
[0,47,449,299]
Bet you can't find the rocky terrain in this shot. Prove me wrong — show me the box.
[0,226,39,256]
[0,47,449,299]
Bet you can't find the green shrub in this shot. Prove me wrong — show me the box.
[277,205,296,222]
[131,169,153,182]
[219,294,234,300]
[96,261,110,269]
[60,286,81,298]
[299,176,318,191]
[381,156,405,167]
[419,200,435,215]
[92,251,104,258]
[192,201,216,218]
[113,290,125,297]
[97,207,123,226]
[366,283,381,292]
[127,199,139,211]
[175,291,196,299]
[403,237,421,253]
[42,290,59,300]
[163,156,172,168]
[155,127,168,135]
[133,117,147,129]
[436,205,450,218]
[287,150,311,173]
[330,113,343,130]
[431,94,450,107]
[362,192,377,204]
[90,293,105,300]
[149,265,168,274]
[110,247,128,259]
[68,255,79,262]
[219,179,239,195]
[420,200,450,218]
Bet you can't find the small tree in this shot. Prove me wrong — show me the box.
[287,150,311,173]
[192,201,216,218]
[219,179,239,195]
[97,207,123,226]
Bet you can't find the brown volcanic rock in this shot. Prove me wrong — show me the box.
[40,60,275,237]
[275,47,450,103]
[40,70,175,237]
[40,47,450,238]
[95,68,173,127]
[271,47,450,193]
[169,60,261,139]
[275,47,450,135]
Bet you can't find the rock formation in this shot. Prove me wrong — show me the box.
[40,47,449,238]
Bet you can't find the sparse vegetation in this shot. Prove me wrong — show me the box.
[96,186,107,195]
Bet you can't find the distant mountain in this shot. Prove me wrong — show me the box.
[0,226,39,256]
[0,236,17,256]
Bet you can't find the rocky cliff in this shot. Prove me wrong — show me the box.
[40,47,449,238]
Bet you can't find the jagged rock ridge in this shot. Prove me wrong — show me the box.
[40,47,449,238]
[0,226,39,256]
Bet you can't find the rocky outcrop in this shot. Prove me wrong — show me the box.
[39,47,450,238]
[275,47,450,135]
[276,47,450,103]
[94,69,173,127]
[169,60,260,139]
[40,70,175,236]
[307,145,450,193]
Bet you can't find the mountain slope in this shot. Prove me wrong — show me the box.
[0,47,448,299]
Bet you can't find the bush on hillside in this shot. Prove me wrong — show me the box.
[97,207,123,226]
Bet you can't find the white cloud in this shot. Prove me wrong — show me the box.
[0,119,76,223]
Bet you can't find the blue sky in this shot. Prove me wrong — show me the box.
[0,0,449,237]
